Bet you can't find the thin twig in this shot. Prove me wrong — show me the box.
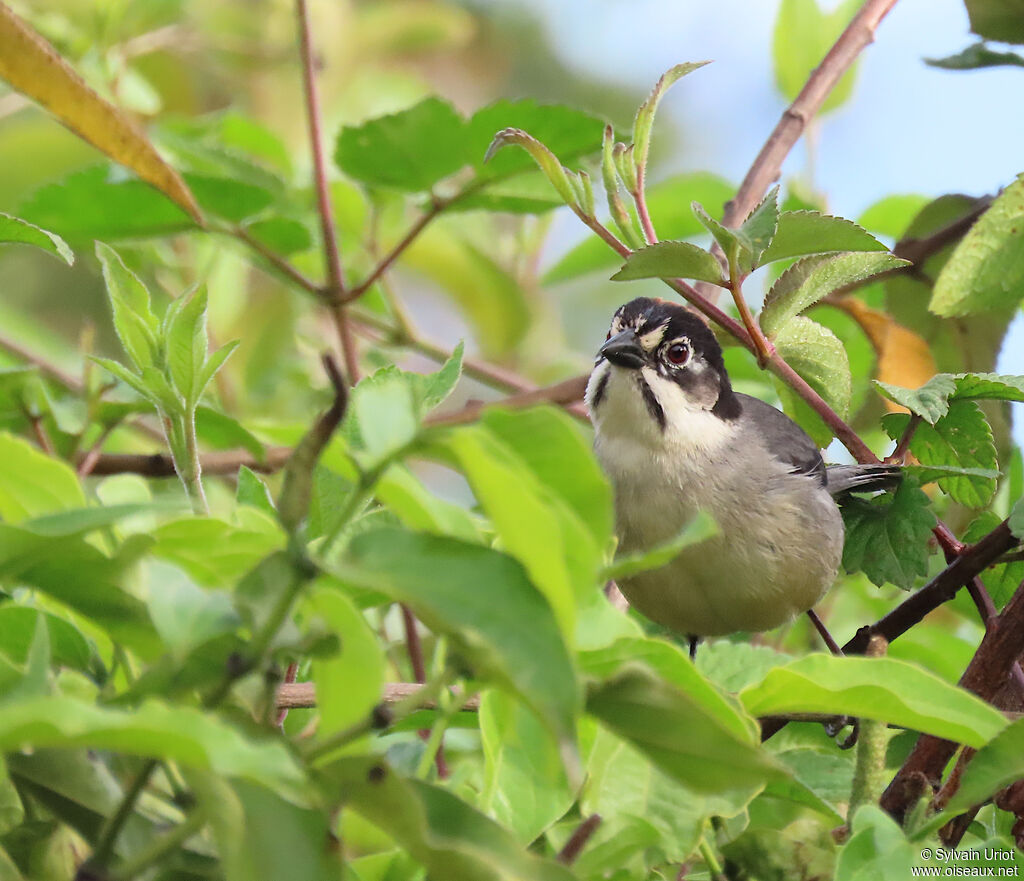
[0,330,84,391]
[723,0,900,229]
[294,0,360,384]
[807,608,843,655]
[232,226,322,295]
[886,414,921,463]
[557,814,603,865]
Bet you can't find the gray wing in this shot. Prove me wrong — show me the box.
[734,393,826,486]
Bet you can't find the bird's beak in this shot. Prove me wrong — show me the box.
[600,329,645,369]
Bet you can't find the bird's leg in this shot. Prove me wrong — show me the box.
[688,635,700,660]
[806,608,843,656]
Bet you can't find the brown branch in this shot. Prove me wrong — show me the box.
[425,375,589,426]
[0,331,84,392]
[880,576,1024,825]
[276,680,481,711]
[722,0,900,230]
[294,0,359,384]
[232,226,322,295]
[892,197,992,265]
[557,814,602,865]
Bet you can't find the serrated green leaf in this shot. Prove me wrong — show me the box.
[0,213,73,264]
[738,185,780,263]
[611,240,725,284]
[350,367,419,461]
[774,316,851,420]
[840,479,936,589]
[410,341,463,412]
[952,371,1024,402]
[0,432,85,522]
[693,200,748,272]
[883,401,998,507]
[336,97,470,191]
[931,174,1024,316]
[338,528,580,750]
[631,62,710,172]
[325,757,577,881]
[586,667,786,793]
[741,655,1006,747]
[760,210,889,263]
[602,511,718,581]
[874,374,957,424]
[762,252,909,336]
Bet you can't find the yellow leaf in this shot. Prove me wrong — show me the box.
[0,3,202,224]
[838,299,936,412]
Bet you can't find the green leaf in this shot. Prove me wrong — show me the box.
[0,696,305,797]
[631,62,710,173]
[773,0,862,113]
[964,511,1024,608]
[466,99,604,179]
[0,526,157,653]
[237,466,276,517]
[738,185,780,263]
[335,97,470,191]
[90,356,151,401]
[926,42,1024,70]
[19,503,175,537]
[0,432,85,522]
[242,216,313,255]
[325,757,577,881]
[741,655,1007,747]
[195,339,240,401]
[96,242,159,371]
[165,287,209,405]
[602,511,718,581]
[479,692,574,843]
[840,479,936,589]
[183,173,273,223]
[1011,496,1024,539]
[339,528,581,750]
[931,174,1024,316]
[693,200,748,272]
[545,172,734,283]
[374,465,483,544]
[308,585,383,740]
[774,316,851,419]
[858,194,931,238]
[951,371,1024,402]
[611,240,725,284]
[446,425,584,636]
[582,728,754,864]
[873,374,958,424]
[580,636,757,741]
[140,366,185,416]
[151,516,285,586]
[963,0,1024,42]
[144,563,240,658]
[194,775,340,881]
[760,211,889,263]
[349,367,419,461]
[761,252,909,337]
[586,666,786,793]
[883,401,999,508]
[18,166,195,244]
[409,341,463,412]
[836,805,918,881]
[0,213,73,264]
[0,607,94,676]
[945,718,1024,816]
[480,406,612,549]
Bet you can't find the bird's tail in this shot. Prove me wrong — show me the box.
[826,463,903,496]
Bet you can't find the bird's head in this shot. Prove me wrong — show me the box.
[586,297,740,441]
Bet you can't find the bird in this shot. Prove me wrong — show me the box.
[585,296,899,645]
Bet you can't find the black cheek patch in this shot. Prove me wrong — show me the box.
[638,376,667,432]
[591,371,609,408]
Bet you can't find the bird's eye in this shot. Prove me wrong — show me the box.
[666,342,690,365]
